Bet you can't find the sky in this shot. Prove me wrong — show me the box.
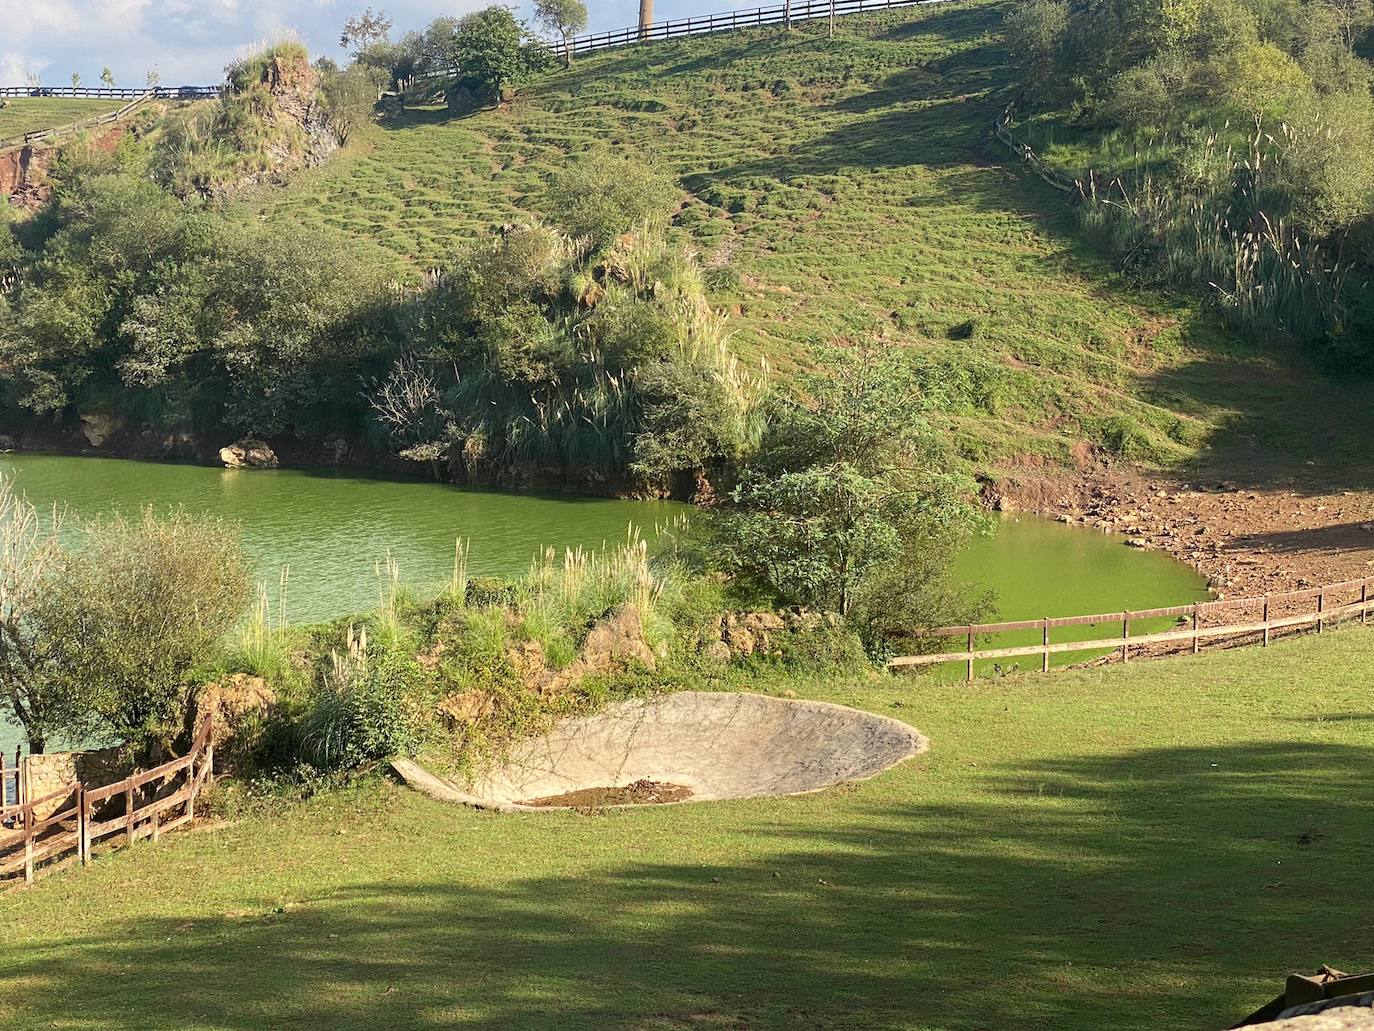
[0,0,724,88]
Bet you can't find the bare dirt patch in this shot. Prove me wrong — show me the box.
[520,779,694,808]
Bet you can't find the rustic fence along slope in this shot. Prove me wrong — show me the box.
[0,92,157,152]
[555,0,951,57]
[889,578,1373,679]
[0,714,214,886]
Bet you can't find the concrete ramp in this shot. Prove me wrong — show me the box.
[395,691,927,811]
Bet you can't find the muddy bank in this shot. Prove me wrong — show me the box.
[1004,466,1374,599]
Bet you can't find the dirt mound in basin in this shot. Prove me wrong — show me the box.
[521,779,694,808]
[392,691,928,812]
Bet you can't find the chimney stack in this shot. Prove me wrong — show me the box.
[639,0,653,38]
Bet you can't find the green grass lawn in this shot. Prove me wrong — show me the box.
[0,99,123,140]
[3,629,1372,1029]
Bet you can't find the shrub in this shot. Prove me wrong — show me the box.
[705,349,985,620]
[541,152,680,250]
[1003,0,1068,89]
[40,509,252,755]
[303,633,423,768]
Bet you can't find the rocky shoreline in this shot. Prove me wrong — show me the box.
[1007,466,1374,600]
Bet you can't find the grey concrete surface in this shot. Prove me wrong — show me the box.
[393,691,928,811]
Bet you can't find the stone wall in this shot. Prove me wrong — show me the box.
[23,747,130,820]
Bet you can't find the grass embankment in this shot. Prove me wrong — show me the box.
[3,629,1372,1029]
[245,0,1247,472]
[0,99,123,139]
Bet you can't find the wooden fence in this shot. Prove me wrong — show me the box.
[554,0,952,57]
[0,85,220,101]
[888,578,1374,678]
[993,99,1077,194]
[0,714,214,886]
[0,92,156,152]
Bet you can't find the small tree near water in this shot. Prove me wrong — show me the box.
[33,510,253,758]
[0,480,84,754]
[706,350,987,644]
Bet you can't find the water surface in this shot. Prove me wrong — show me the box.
[0,456,1207,752]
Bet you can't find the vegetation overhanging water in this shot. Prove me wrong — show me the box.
[0,454,1207,753]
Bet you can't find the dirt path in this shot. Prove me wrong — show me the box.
[1006,465,1374,600]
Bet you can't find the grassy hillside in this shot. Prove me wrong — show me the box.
[0,98,123,139]
[244,0,1253,472]
[3,627,1372,1028]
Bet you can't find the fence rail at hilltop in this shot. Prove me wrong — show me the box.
[0,92,159,152]
[554,0,952,57]
[0,85,221,101]
[890,577,1373,678]
[0,714,214,886]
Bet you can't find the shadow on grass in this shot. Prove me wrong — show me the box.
[5,741,1371,1029]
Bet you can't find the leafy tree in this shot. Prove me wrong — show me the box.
[705,349,984,619]
[100,67,115,88]
[424,6,548,102]
[70,72,81,89]
[542,151,679,249]
[320,62,389,143]
[1003,0,1068,89]
[534,0,589,66]
[146,68,160,89]
[341,7,393,53]
[43,509,251,755]
[0,479,87,754]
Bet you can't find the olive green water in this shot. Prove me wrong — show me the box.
[0,456,1206,753]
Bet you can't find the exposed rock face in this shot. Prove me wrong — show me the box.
[219,438,279,469]
[193,673,277,770]
[701,609,842,660]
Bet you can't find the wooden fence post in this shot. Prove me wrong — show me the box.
[1192,604,1200,654]
[1363,579,1369,626]
[79,787,89,866]
[125,781,135,847]
[1041,618,1050,673]
[1317,588,1326,633]
[1262,596,1270,646]
[23,805,34,885]
[966,628,974,682]
[1121,611,1130,662]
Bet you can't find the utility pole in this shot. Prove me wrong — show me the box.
[639,0,653,39]
[829,0,835,37]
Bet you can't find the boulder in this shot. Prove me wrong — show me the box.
[219,438,279,469]
[79,411,123,447]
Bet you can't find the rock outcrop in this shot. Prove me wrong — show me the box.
[192,673,278,770]
[219,438,279,469]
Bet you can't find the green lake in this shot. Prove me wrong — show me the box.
[0,455,1208,753]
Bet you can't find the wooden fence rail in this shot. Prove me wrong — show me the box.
[888,578,1373,679]
[0,714,214,886]
[0,92,156,152]
[553,0,952,57]
[0,85,221,101]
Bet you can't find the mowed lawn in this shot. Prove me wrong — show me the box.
[2,630,1371,1029]
[0,99,122,139]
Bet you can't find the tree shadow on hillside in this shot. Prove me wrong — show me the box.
[5,740,1371,1029]
[1138,346,1374,492]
